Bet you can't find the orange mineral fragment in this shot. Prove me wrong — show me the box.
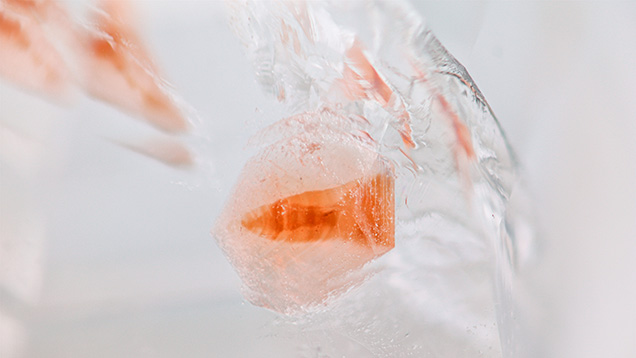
[82,0,187,132]
[213,111,394,314]
[242,173,394,248]
[0,0,70,96]
[339,39,415,148]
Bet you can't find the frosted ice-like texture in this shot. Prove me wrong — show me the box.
[215,110,395,313]
[215,0,529,356]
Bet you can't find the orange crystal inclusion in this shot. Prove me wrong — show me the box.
[241,173,394,249]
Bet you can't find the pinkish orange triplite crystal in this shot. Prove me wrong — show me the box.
[213,111,395,313]
[241,173,394,247]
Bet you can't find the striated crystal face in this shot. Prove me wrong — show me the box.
[241,173,394,248]
[214,110,394,313]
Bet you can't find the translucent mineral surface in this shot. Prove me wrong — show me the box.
[214,0,528,355]
[214,110,395,313]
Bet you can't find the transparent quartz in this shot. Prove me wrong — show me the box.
[213,1,530,356]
